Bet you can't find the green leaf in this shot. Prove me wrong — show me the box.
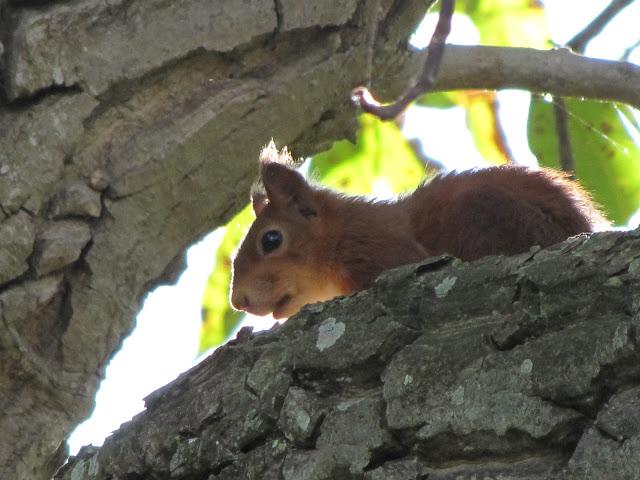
[199,204,254,352]
[417,89,512,165]
[619,105,640,132]
[457,1,549,164]
[461,91,513,165]
[458,0,550,48]
[416,91,458,109]
[528,97,640,225]
[424,2,549,165]
[310,113,427,194]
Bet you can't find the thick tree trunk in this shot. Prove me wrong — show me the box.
[0,1,430,478]
[56,228,640,479]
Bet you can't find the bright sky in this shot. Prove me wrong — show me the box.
[67,0,640,454]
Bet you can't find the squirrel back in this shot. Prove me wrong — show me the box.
[405,167,607,261]
[230,144,608,318]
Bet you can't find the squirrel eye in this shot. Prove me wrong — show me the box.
[261,230,283,254]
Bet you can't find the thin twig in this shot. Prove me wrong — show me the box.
[567,0,636,54]
[352,0,455,121]
[552,98,575,175]
[622,37,640,62]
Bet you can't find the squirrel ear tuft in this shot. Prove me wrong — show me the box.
[261,162,317,218]
[259,139,280,165]
[259,140,301,168]
[259,139,296,167]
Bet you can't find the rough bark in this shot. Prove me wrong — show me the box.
[0,1,430,478]
[56,228,640,479]
[1,0,639,479]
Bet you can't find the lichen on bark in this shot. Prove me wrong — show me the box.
[57,228,640,479]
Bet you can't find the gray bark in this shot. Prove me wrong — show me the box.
[0,0,429,478]
[1,0,639,479]
[56,229,640,479]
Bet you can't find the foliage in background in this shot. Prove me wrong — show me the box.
[420,0,549,164]
[419,90,514,164]
[422,0,640,223]
[200,0,640,351]
[199,205,253,351]
[456,0,549,49]
[528,98,640,224]
[310,113,428,194]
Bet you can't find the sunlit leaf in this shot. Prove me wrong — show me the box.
[619,105,640,132]
[460,91,513,164]
[422,1,550,165]
[418,90,513,165]
[416,91,458,109]
[458,1,549,164]
[458,0,550,48]
[310,139,373,193]
[528,97,640,224]
[199,204,254,352]
[310,113,428,194]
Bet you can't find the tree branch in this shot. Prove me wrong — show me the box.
[567,0,636,54]
[413,45,640,109]
[622,37,640,61]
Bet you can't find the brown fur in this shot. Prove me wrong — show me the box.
[231,147,608,319]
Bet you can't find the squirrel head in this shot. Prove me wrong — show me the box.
[230,142,346,319]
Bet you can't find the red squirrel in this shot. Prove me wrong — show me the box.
[230,142,608,319]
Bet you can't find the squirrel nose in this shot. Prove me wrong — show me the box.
[231,291,250,311]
